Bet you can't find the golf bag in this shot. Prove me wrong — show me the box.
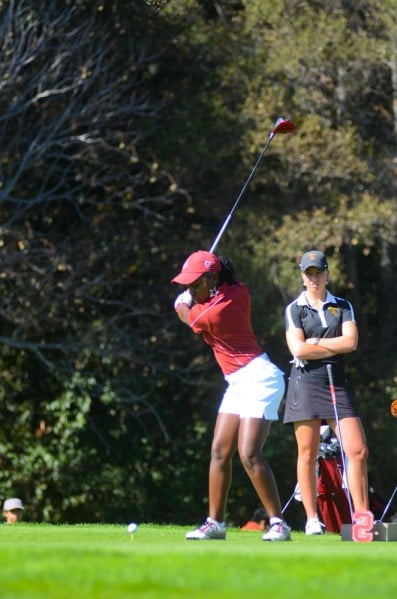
[315,432,391,531]
[284,426,351,533]
[306,430,390,532]
[316,451,351,533]
[283,426,393,532]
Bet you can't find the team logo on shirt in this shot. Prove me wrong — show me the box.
[328,307,338,316]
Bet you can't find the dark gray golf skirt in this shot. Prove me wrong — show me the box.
[283,368,358,424]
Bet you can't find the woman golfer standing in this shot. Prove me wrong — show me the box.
[284,250,369,534]
[172,250,290,541]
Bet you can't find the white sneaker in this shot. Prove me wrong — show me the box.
[262,521,291,541]
[186,517,226,540]
[305,518,325,535]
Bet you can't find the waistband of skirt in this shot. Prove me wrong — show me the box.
[224,352,271,382]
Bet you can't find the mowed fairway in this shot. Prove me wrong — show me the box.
[0,524,396,598]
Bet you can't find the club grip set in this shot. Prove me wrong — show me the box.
[209,117,296,253]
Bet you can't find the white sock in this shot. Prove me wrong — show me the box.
[208,517,224,525]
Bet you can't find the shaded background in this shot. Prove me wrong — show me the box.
[0,0,396,528]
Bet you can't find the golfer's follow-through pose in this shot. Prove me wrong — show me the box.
[172,250,291,541]
[284,250,369,534]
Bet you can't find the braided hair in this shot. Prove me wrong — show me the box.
[217,256,239,285]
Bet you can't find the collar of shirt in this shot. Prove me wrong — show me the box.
[296,290,336,307]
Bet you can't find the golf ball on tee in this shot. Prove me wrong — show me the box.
[127,522,138,534]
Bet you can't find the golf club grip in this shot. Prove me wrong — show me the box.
[326,363,334,386]
[209,214,232,253]
[326,364,337,406]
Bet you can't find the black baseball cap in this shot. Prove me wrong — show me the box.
[299,250,328,272]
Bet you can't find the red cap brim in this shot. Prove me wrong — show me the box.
[171,272,202,285]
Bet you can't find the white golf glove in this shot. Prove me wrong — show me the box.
[290,357,308,369]
[174,290,192,310]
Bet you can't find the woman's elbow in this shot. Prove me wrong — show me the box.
[288,342,305,357]
[346,336,358,352]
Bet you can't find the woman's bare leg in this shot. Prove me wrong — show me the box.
[331,416,369,511]
[237,418,283,518]
[295,420,321,520]
[209,412,239,521]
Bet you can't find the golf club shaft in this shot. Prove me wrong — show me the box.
[209,133,274,253]
[326,363,355,521]
[378,484,397,524]
[281,482,300,514]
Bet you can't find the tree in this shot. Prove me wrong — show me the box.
[1,0,396,524]
[0,0,193,520]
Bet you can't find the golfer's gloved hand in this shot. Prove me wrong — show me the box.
[290,357,308,369]
[174,290,192,311]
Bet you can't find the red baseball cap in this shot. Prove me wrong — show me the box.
[171,250,221,285]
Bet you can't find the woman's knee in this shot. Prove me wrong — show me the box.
[238,446,262,470]
[211,440,233,463]
[347,442,368,463]
[297,444,317,467]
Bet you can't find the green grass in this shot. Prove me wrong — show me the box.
[0,524,396,598]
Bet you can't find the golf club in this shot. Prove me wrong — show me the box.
[281,482,300,514]
[378,484,397,524]
[209,117,296,253]
[326,363,355,522]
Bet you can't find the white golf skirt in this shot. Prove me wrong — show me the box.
[219,353,285,420]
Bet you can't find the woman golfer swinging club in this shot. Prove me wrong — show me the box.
[172,250,291,541]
